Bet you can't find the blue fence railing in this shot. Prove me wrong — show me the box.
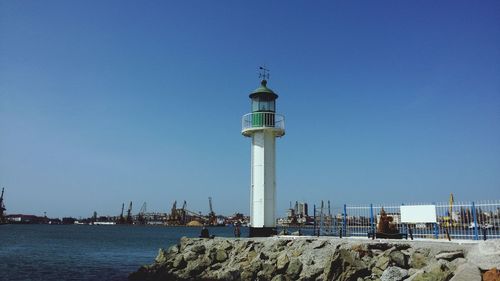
[313,200,500,240]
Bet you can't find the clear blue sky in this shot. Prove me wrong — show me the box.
[1,1,499,218]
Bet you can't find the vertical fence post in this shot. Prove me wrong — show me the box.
[313,204,316,237]
[319,201,324,237]
[343,204,347,237]
[432,202,439,239]
[370,204,374,234]
[472,201,479,240]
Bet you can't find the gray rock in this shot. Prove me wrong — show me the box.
[258,262,277,280]
[312,240,327,249]
[216,269,240,280]
[168,244,179,254]
[409,252,428,269]
[389,251,407,268]
[190,244,206,254]
[408,268,418,276]
[372,267,384,277]
[268,251,279,261]
[154,249,168,263]
[244,258,262,275]
[411,263,452,281]
[183,250,198,261]
[375,255,390,271]
[324,249,370,280]
[466,240,500,270]
[449,263,481,281]
[405,269,424,281]
[219,240,233,251]
[182,257,211,278]
[240,270,255,281]
[247,250,257,262]
[300,264,324,280]
[172,254,186,269]
[271,274,287,281]
[257,251,269,261]
[277,253,290,272]
[369,243,393,251]
[286,258,303,279]
[380,266,408,281]
[216,249,228,262]
[435,251,464,261]
[448,257,466,271]
[210,263,222,270]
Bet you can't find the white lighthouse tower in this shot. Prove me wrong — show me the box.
[242,70,285,237]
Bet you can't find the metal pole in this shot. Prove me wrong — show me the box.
[370,203,374,234]
[313,204,316,237]
[343,204,347,237]
[432,202,439,239]
[472,201,479,240]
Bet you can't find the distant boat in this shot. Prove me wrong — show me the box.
[93,221,117,225]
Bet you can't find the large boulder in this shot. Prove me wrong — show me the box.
[276,253,289,272]
[257,262,277,280]
[435,251,464,261]
[410,251,429,269]
[215,249,228,263]
[172,254,186,269]
[190,244,206,255]
[389,251,408,268]
[381,266,408,281]
[324,248,370,281]
[411,263,452,281]
[467,240,500,270]
[154,249,169,264]
[286,258,303,280]
[449,263,481,281]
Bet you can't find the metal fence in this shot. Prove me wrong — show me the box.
[313,200,500,240]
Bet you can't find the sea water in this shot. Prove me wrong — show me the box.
[0,224,246,281]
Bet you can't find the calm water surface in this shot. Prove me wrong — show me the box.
[0,224,245,281]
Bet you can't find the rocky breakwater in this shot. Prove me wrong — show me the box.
[130,237,500,281]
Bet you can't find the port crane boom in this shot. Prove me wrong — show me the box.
[0,188,6,223]
[126,201,133,224]
[208,197,217,225]
[138,202,147,224]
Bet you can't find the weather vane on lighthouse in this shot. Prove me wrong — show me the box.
[241,67,285,237]
[259,66,270,81]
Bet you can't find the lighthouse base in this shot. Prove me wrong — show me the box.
[249,227,277,237]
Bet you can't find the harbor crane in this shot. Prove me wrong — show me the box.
[167,200,210,225]
[208,197,217,226]
[117,203,125,224]
[126,201,133,224]
[181,201,187,224]
[0,188,6,224]
[443,193,456,227]
[137,202,147,224]
[167,201,182,225]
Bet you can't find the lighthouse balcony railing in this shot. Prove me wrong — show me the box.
[242,112,285,136]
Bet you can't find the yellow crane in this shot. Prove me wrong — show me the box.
[443,193,456,227]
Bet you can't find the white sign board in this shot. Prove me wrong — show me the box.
[400,205,437,223]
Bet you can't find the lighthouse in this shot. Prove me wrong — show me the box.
[242,70,285,237]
